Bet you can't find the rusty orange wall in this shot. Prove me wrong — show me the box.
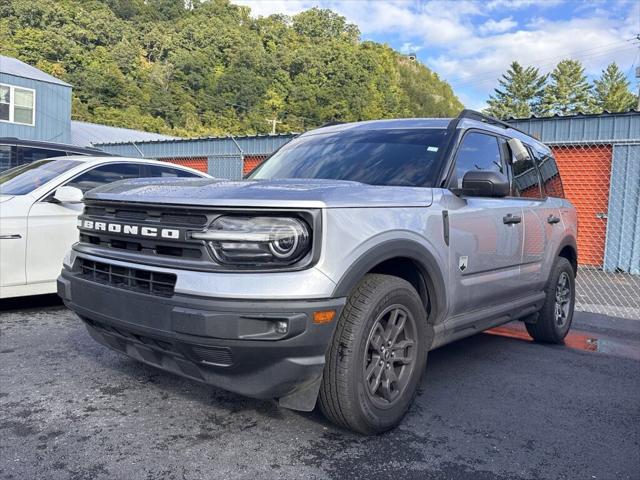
[243,155,268,175]
[551,145,612,267]
[161,157,208,173]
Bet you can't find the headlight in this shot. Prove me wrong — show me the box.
[191,216,311,268]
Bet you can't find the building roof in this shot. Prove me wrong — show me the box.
[70,120,178,147]
[506,109,639,121]
[506,110,640,144]
[0,55,71,87]
[93,131,298,147]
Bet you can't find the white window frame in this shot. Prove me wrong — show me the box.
[0,83,36,127]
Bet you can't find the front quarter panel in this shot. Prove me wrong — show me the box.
[318,191,450,324]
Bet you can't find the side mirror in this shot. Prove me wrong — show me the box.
[52,186,84,204]
[508,138,530,163]
[462,170,510,197]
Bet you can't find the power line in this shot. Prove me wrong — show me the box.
[448,44,638,89]
[444,38,638,86]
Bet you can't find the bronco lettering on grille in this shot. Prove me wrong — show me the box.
[78,219,180,240]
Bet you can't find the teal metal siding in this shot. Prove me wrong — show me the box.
[97,134,296,158]
[208,155,243,180]
[0,72,71,143]
[604,144,640,274]
[510,112,640,145]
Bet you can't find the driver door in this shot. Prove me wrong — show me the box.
[446,131,525,317]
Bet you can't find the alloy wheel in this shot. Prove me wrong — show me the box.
[363,305,417,408]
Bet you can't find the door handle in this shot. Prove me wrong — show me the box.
[503,213,522,225]
[547,215,561,224]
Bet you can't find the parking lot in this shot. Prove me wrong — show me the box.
[1,296,639,480]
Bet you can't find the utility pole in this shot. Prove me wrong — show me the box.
[636,66,640,111]
[266,116,282,135]
[636,35,640,111]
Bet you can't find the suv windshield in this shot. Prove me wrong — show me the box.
[250,128,447,187]
[0,159,82,195]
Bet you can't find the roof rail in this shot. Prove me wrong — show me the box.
[457,109,529,136]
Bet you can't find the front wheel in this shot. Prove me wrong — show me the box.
[526,257,576,343]
[319,274,429,434]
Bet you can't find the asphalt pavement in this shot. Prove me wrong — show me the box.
[1,295,639,480]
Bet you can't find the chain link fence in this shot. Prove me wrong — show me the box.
[550,143,640,320]
[157,156,208,174]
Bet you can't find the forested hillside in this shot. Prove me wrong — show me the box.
[0,0,463,136]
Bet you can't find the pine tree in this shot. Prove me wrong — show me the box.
[593,63,637,113]
[540,59,593,116]
[484,61,547,119]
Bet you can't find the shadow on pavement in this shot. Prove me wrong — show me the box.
[0,294,63,313]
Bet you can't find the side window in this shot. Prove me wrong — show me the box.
[143,165,201,178]
[511,150,542,199]
[15,146,67,166]
[451,132,504,189]
[533,149,564,198]
[66,163,140,192]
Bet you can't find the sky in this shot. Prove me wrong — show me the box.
[233,0,640,110]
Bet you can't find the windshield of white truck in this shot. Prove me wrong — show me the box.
[249,128,448,187]
[0,159,82,195]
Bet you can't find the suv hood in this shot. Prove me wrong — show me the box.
[84,178,433,208]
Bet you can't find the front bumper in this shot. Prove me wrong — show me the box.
[58,266,345,406]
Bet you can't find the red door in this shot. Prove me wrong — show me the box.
[551,145,612,267]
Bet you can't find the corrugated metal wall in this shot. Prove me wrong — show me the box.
[0,73,71,143]
[97,134,296,159]
[605,144,640,275]
[509,112,640,144]
[208,155,243,180]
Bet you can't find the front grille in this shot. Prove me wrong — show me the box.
[84,206,208,227]
[77,258,176,297]
[78,202,212,265]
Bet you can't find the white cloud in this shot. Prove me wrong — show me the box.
[479,17,517,34]
[400,42,422,54]
[232,0,638,107]
[485,0,563,10]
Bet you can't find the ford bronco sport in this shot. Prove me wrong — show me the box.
[58,110,578,434]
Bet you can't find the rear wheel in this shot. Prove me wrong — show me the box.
[526,257,575,343]
[319,274,429,434]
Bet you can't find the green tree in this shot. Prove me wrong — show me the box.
[593,62,636,113]
[484,61,547,119]
[2,0,463,136]
[541,59,593,116]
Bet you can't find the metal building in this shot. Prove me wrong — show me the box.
[96,133,297,179]
[0,55,72,143]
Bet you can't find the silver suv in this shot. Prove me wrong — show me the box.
[58,110,578,434]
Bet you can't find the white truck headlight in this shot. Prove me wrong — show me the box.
[191,216,311,267]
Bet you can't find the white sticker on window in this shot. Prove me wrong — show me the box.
[427,146,439,152]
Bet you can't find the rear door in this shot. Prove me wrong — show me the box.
[26,163,140,284]
[513,146,565,292]
[446,131,526,317]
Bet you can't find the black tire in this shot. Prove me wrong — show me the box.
[319,274,429,434]
[526,257,575,344]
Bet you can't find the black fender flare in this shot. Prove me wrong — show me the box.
[331,238,447,325]
[553,235,578,273]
